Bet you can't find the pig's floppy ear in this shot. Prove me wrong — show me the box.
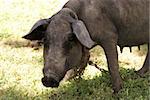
[22,18,50,40]
[72,20,96,49]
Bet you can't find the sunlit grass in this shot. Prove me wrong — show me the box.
[0,0,149,99]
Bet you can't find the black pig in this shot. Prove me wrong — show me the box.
[23,0,149,93]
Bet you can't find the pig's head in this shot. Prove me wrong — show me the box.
[23,8,95,87]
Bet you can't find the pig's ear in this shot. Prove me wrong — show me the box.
[22,19,50,40]
[72,20,96,49]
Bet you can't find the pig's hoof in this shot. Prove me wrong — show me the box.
[136,66,149,77]
[113,81,123,94]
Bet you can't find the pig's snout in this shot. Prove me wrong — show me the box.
[42,76,59,87]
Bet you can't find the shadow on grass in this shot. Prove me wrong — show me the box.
[4,40,27,48]
[0,33,32,48]
[41,68,149,100]
[3,39,42,49]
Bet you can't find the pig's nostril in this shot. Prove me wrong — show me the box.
[42,76,59,88]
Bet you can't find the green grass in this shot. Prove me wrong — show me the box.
[0,0,149,100]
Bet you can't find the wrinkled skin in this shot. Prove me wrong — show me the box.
[63,47,90,81]
[23,0,149,93]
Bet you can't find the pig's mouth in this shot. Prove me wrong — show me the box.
[41,72,61,88]
[42,76,59,87]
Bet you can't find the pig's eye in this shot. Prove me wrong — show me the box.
[68,34,75,41]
